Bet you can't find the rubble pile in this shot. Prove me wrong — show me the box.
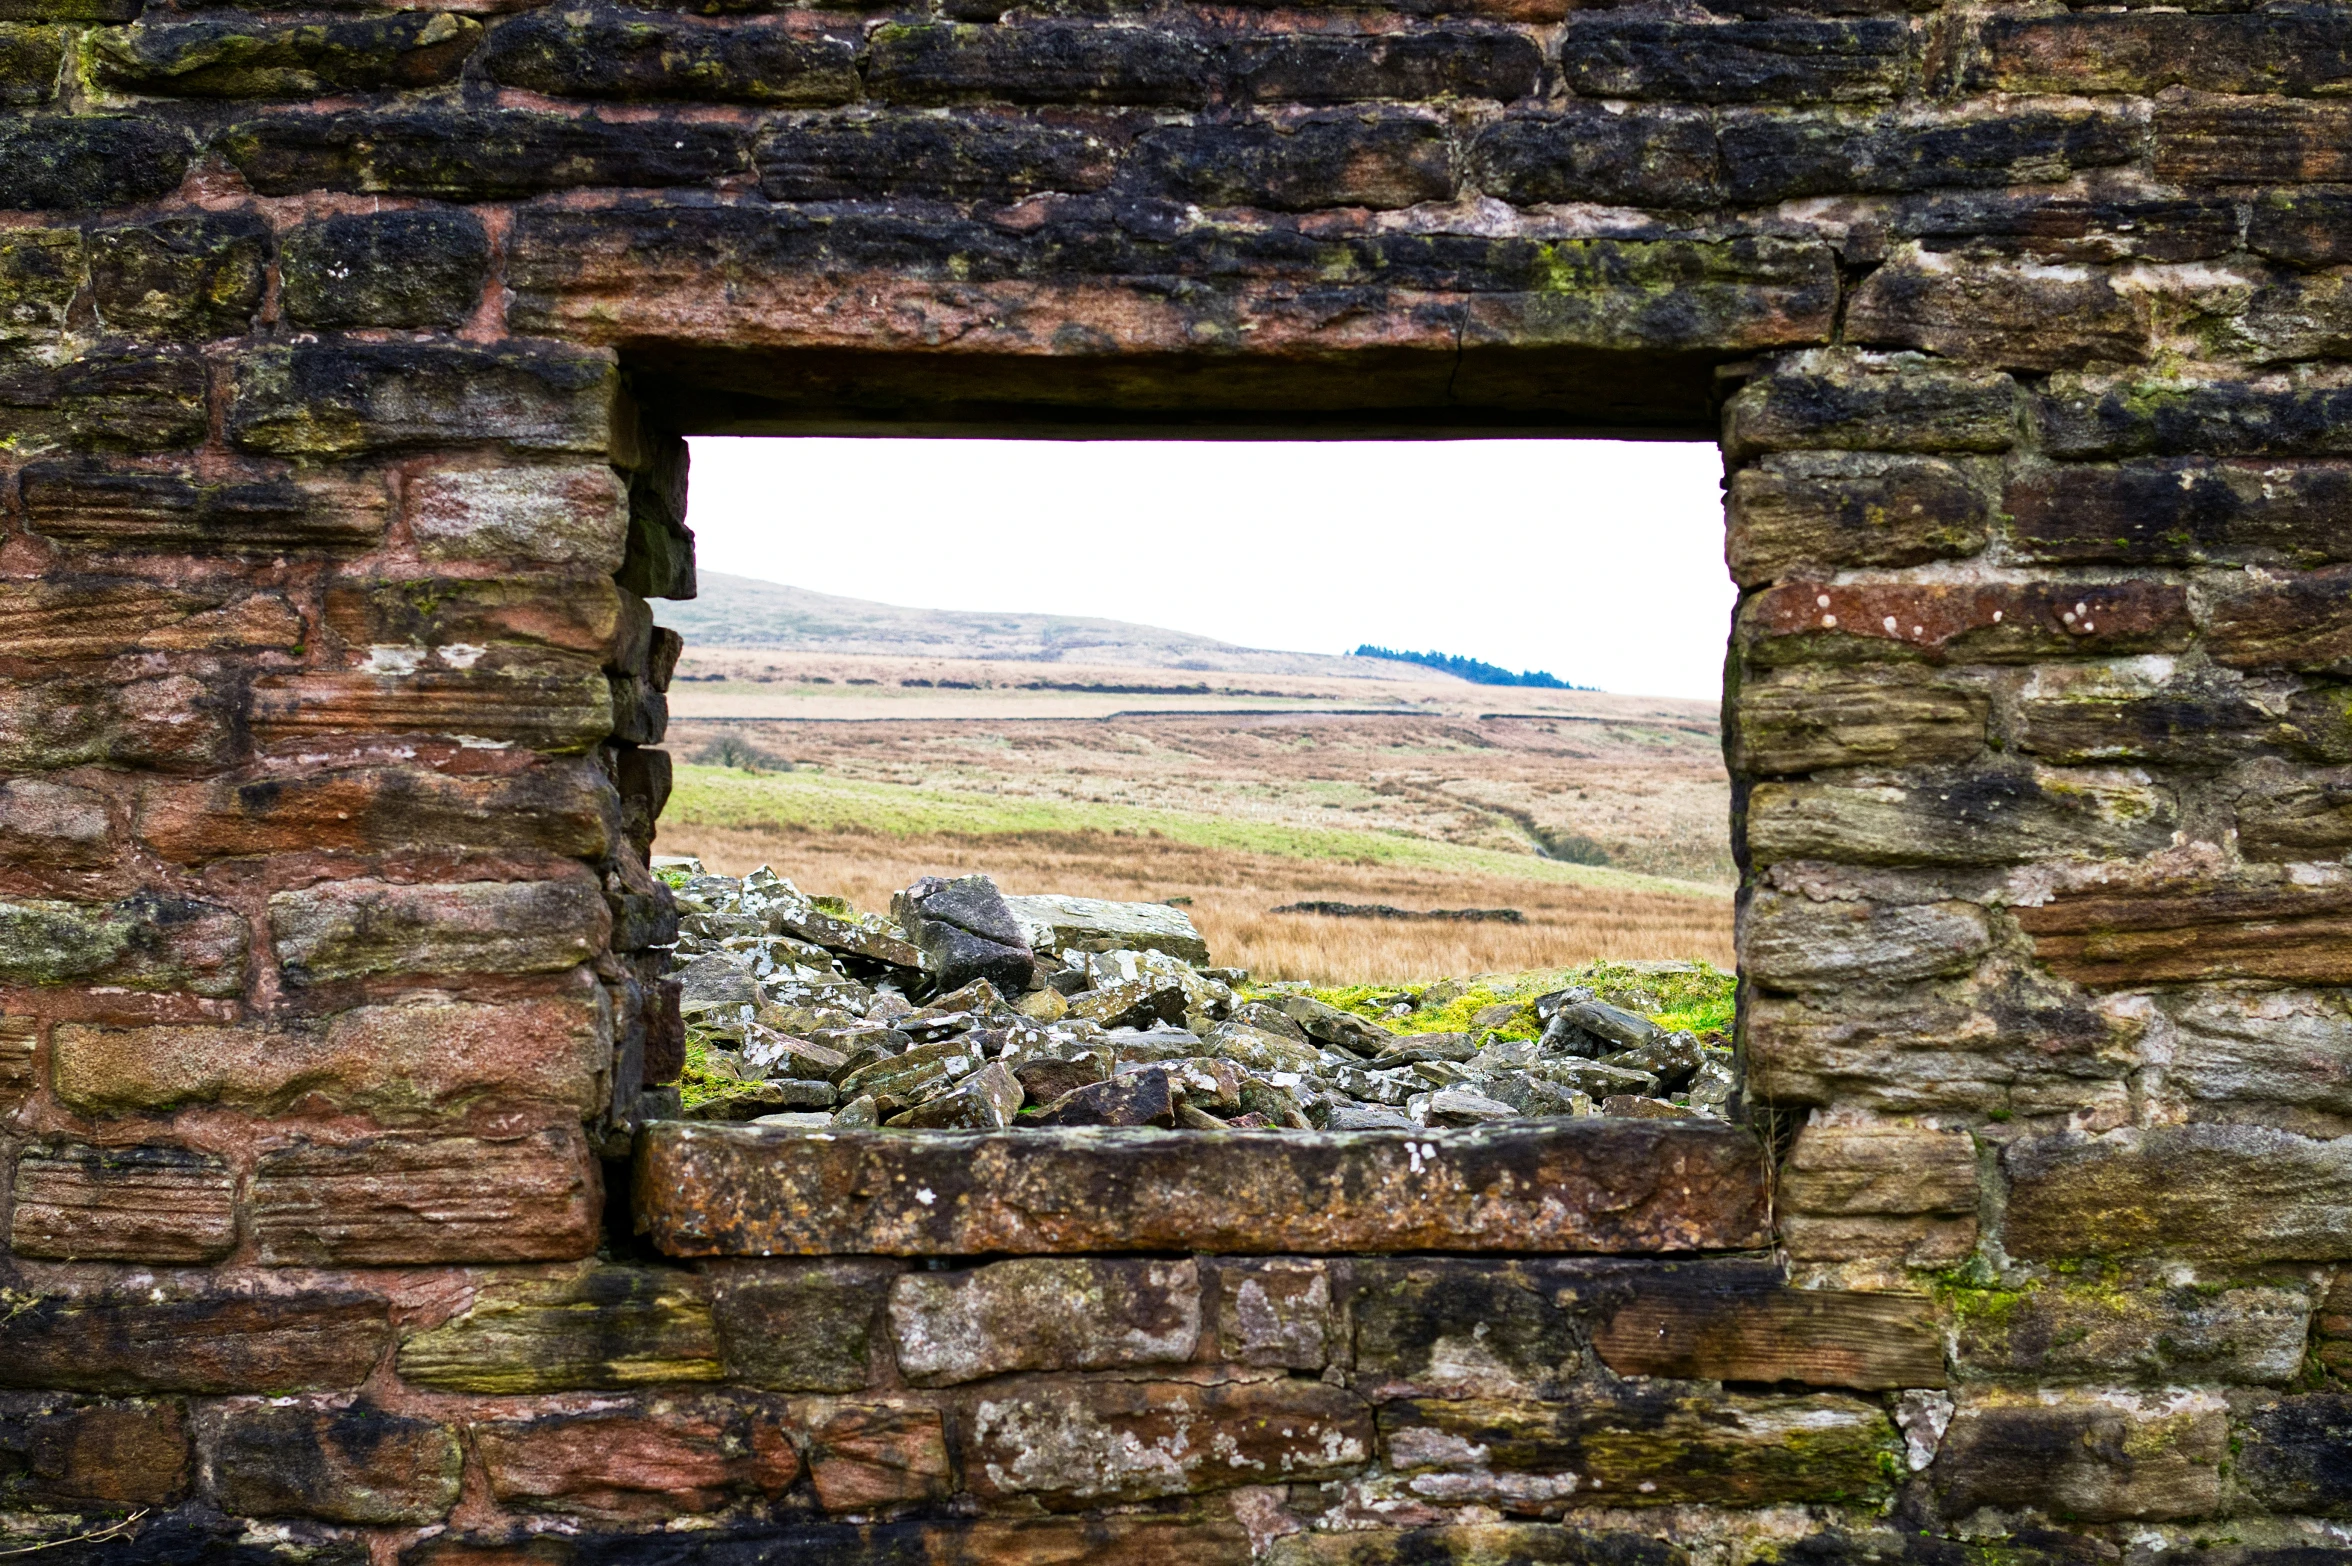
[653,860,1735,1132]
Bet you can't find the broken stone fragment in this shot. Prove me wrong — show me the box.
[893,873,1035,994]
[1002,892,1210,964]
[1029,1066,1177,1127]
[1272,993,1396,1055]
[1064,974,1189,1029]
[1411,1087,1519,1126]
[892,1059,1023,1129]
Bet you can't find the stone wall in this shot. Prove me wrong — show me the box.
[7,0,2352,1556]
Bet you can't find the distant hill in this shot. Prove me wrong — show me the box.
[654,573,1445,679]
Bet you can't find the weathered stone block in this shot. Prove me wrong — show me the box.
[2235,763,2352,860]
[248,665,616,753]
[280,209,489,330]
[8,1143,236,1263]
[0,674,232,774]
[868,22,1214,106]
[0,227,76,347]
[0,578,299,660]
[219,109,747,197]
[2206,563,2352,674]
[708,1259,899,1392]
[87,214,267,341]
[1559,16,1911,103]
[1587,1262,1944,1390]
[397,1265,722,1393]
[269,874,609,987]
[0,777,112,873]
[1742,893,1991,990]
[54,985,610,1119]
[0,1395,190,1510]
[1730,666,1987,775]
[2237,1393,2352,1517]
[229,339,615,460]
[406,462,629,570]
[1350,1258,1586,1400]
[2005,1124,2352,1263]
[1380,1387,1897,1507]
[0,1016,31,1113]
[756,111,1115,203]
[1724,352,2017,460]
[1971,11,2352,98]
[2160,986,2352,1126]
[1231,30,1541,105]
[472,1393,801,1522]
[0,116,188,209]
[1206,1257,1345,1371]
[0,348,207,452]
[1129,113,1451,212]
[136,759,615,864]
[0,23,61,105]
[1846,249,2151,372]
[1929,1389,2226,1523]
[889,1257,1198,1386]
[637,1122,1772,1257]
[481,9,857,103]
[1745,769,2175,866]
[2041,374,2352,461]
[0,1272,390,1394]
[2252,187,2352,268]
[965,1377,1370,1505]
[1954,1277,2310,1386]
[214,1400,461,1525]
[250,1126,599,1266]
[2014,878,2352,987]
[2007,458,2352,568]
[90,14,478,96]
[1726,451,1992,585]
[20,459,389,554]
[1268,1527,1683,1566]
[2010,661,2310,768]
[1718,105,2137,205]
[1468,106,1717,208]
[324,575,624,661]
[0,894,246,996]
[800,1399,952,1512]
[1777,1123,1977,1266]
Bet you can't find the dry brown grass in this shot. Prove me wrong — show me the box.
[658,823,1733,985]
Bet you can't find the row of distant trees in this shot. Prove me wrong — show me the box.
[1352,645,1589,690]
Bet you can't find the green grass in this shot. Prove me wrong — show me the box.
[666,764,1728,900]
[1288,959,1736,1040]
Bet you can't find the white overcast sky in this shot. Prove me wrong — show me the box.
[681,437,1735,701]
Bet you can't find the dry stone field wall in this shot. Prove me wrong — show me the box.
[6,0,2352,1559]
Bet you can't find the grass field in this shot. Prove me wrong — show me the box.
[656,764,1735,982]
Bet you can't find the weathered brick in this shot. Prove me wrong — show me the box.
[1206,1257,1344,1371]
[21,459,388,554]
[0,1395,190,1510]
[2251,188,2352,268]
[1740,579,2193,665]
[397,1264,721,1394]
[8,1144,236,1263]
[1719,105,2137,205]
[218,109,747,199]
[1467,106,1717,208]
[0,894,246,996]
[0,1273,391,1394]
[2040,374,2352,460]
[800,1399,952,1512]
[229,339,616,460]
[269,874,608,987]
[1231,29,1540,105]
[0,579,298,659]
[0,674,232,774]
[0,778,113,872]
[0,228,78,345]
[323,575,624,664]
[2007,457,2352,567]
[0,348,208,453]
[2157,96,2352,185]
[2017,878,2352,988]
[136,759,615,864]
[1846,249,2151,372]
[96,215,270,344]
[2006,1123,2352,1263]
[1586,1262,1943,1389]
[638,1121,1773,1257]
[1929,1390,2227,1523]
[756,111,1116,203]
[966,1377,1370,1504]
[214,1400,462,1525]
[2010,661,2301,767]
[249,664,614,753]
[472,1393,801,1521]
[1778,1122,1977,1266]
[1724,352,2017,459]
[91,14,478,96]
[0,22,61,104]
[250,1126,600,1265]
[54,985,610,1118]
[2238,1393,2352,1516]
[1968,10,2352,97]
[1128,113,1452,212]
[1955,1275,2309,1387]
[2206,563,2352,674]
[1380,1387,1897,1507]
[1727,451,1991,585]
[1747,768,2176,868]
[1742,893,1991,990]
[1885,190,2239,267]
[1349,1258,1581,1400]
[889,1258,1198,1386]
[0,116,188,209]
[280,209,488,331]
[868,22,1214,106]
[1560,16,1912,104]
[708,1259,899,1392]
[482,9,857,104]
[1731,666,1987,775]
[406,462,629,569]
